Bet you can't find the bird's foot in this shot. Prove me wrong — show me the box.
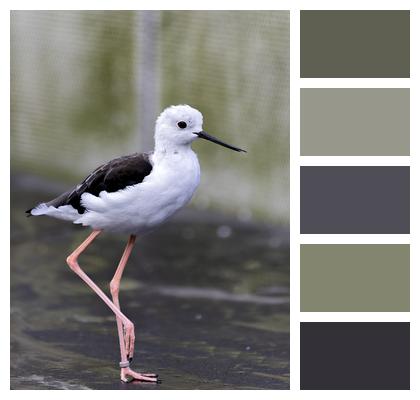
[120,367,159,383]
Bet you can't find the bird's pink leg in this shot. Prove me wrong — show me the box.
[66,230,157,383]
[110,235,158,383]
[110,235,136,364]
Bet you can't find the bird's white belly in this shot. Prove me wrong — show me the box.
[76,152,200,234]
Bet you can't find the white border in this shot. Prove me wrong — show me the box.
[2,1,10,395]
[300,235,411,244]
[301,79,411,88]
[289,7,300,391]
[300,157,411,166]
[3,0,420,398]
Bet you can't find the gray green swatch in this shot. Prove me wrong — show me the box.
[300,244,410,312]
[301,88,410,156]
[300,10,410,78]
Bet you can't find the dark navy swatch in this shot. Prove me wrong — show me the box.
[300,166,410,234]
[300,322,410,390]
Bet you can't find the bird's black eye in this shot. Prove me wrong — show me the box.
[177,121,187,129]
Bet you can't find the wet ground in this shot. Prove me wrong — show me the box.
[10,175,290,390]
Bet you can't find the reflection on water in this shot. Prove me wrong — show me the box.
[147,284,289,305]
[11,176,289,390]
[12,375,91,390]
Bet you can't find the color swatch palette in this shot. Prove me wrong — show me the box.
[299,10,410,390]
[301,89,410,156]
[300,166,410,234]
[300,322,410,390]
[300,244,410,312]
[300,10,410,78]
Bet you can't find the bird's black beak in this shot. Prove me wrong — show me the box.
[194,131,246,153]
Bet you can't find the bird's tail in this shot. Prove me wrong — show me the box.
[25,202,81,222]
[26,203,48,217]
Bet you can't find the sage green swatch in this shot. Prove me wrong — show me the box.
[300,244,410,312]
[300,10,410,78]
[301,88,410,156]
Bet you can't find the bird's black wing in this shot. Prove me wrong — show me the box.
[26,152,153,215]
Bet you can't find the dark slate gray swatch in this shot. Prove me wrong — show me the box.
[300,322,410,390]
[300,166,410,234]
[300,10,410,78]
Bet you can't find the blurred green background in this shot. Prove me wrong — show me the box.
[11,10,289,224]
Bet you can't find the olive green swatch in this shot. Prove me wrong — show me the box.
[301,244,410,312]
[300,10,410,78]
[301,88,410,156]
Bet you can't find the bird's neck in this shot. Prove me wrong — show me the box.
[153,140,195,164]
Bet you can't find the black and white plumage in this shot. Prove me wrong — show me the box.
[27,105,245,235]
[27,152,153,215]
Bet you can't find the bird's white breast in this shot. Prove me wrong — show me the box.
[76,149,201,234]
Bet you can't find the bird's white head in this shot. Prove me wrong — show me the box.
[154,105,203,151]
[154,104,246,153]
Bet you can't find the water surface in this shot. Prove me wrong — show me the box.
[11,176,289,389]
